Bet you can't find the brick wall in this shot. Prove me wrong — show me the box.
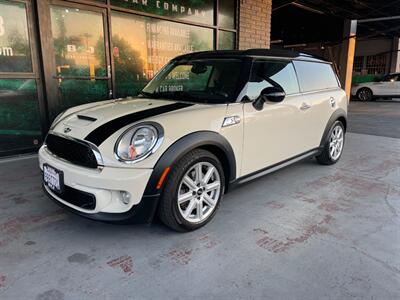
[238,0,272,49]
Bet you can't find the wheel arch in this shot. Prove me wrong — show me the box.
[320,109,347,148]
[143,130,237,197]
[356,86,374,100]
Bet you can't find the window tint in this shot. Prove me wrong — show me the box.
[246,61,299,100]
[383,74,399,82]
[293,61,339,92]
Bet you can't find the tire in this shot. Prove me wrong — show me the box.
[316,121,345,165]
[356,87,373,101]
[158,149,225,232]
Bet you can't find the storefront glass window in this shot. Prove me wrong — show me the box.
[0,79,42,154]
[218,0,235,29]
[50,6,107,77]
[58,80,108,111]
[110,0,214,25]
[218,30,235,50]
[111,11,213,98]
[0,1,32,73]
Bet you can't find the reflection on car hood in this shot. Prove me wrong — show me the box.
[52,98,196,142]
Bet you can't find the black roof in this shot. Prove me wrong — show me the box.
[173,49,328,62]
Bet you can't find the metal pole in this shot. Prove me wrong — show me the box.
[358,15,400,23]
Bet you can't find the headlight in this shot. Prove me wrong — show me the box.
[115,123,163,162]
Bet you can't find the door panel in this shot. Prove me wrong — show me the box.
[294,90,340,148]
[375,82,391,95]
[241,95,314,176]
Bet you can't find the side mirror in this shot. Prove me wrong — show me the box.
[253,87,286,111]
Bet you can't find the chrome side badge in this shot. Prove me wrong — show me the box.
[222,116,241,127]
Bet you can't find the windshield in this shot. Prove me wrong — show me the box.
[141,58,243,104]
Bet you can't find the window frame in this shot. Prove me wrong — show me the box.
[0,0,47,156]
[68,0,238,50]
[247,58,301,98]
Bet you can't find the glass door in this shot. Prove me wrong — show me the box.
[39,1,112,120]
[0,0,44,156]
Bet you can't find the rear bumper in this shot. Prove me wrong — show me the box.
[39,145,159,223]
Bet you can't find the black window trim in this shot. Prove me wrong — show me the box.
[247,58,301,97]
[292,59,340,94]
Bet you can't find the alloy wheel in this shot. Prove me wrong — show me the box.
[358,89,372,101]
[329,125,344,161]
[177,162,221,223]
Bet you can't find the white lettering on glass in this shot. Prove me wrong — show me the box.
[0,16,5,36]
[67,45,76,52]
[0,47,13,56]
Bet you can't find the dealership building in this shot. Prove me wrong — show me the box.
[0,0,273,156]
[0,0,399,157]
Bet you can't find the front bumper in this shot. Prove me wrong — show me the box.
[39,146,157,223]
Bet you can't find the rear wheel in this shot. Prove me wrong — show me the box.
[316,121,345,165]
[158,149,225,232]
[357,87,373,101]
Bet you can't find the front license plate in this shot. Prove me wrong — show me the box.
[43,164,64,194]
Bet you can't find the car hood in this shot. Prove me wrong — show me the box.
[48,97,233,169]
[51,97,195,141]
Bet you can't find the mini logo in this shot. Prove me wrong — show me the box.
[64,127,72,134]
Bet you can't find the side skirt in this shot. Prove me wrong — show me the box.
[230,148,321,187]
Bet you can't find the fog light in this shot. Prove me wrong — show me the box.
[121,191,131,205]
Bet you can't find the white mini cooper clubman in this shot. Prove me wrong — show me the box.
[39,49,347,232]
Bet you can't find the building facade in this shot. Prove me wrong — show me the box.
[0,0,271,157]
[352,37,400,83]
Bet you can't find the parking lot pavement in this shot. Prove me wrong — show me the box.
[0,132,399,299]
[348,100,400,139]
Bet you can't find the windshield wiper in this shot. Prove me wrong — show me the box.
[138,91,153,98]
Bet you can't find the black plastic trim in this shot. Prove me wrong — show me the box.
[319,109,347,147]
[84,102,193,146]
[43,185,158,224]
[77,115,97,122]
[231,148,321,188]
[144,131,236,195]
[138,131,237,222]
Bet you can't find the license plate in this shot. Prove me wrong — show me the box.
[43,164,64,194]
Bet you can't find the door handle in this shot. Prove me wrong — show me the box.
[329,97,336,107]
[300,103,311,110]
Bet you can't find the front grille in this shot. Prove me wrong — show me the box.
[46,134,99,169]
[49,184,96,210]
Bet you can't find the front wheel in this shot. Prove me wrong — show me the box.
[316,121,345,165]
[357,88,373,101]
[158,149,225,232]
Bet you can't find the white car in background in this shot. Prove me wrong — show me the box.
[351,73,400,101]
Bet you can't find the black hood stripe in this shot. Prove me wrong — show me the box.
[84,102,193,146]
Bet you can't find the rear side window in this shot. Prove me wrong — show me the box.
[246,60,300,100]
[293,61,339,92]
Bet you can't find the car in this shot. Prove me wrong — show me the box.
[39,49,347,232]
[351,73,400,101]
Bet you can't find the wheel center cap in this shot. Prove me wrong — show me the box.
[197,188,204,196]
